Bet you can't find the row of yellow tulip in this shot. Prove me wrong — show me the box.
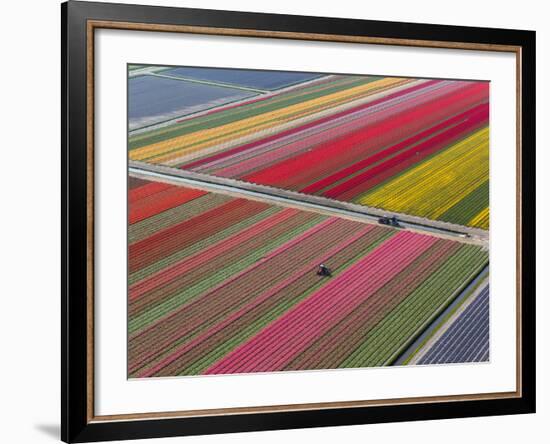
[358,127,489,229]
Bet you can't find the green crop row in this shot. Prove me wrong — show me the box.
[340,244,488,368]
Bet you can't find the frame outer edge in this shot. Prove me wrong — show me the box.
[520,30,536,413]
[62,1,536,441]
[61,2,68,442]
[64,1,91,442]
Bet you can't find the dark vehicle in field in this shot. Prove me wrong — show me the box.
[378,216,400,227]
[316,264,332,277]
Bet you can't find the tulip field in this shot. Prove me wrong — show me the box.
[128,179,488,377]
[411,284,490,365]
[129,67,490,229]
[360,128,489,229]
[127,66,491,378]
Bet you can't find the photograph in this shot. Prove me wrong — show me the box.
[0,0,543,441]
[57,2,536,441]
[128,65,490,377]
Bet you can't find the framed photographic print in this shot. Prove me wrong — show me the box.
[61,1,536,442]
